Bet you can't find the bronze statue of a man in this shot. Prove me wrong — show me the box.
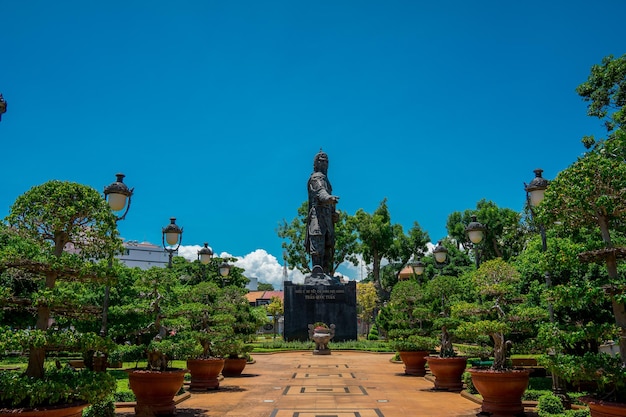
[305,150,339,275]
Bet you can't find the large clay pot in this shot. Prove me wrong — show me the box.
[425,356,468,391]
[398,351,429,376]
[580,396,626,417]
[0,403,88,417]
[468,368,530,417]
[187,358,225,391]
[127,369,187,417]
[222,358,247,377]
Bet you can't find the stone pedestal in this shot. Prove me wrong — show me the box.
[283,281,357,342]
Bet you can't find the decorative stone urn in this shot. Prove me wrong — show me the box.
[308,323,336,355]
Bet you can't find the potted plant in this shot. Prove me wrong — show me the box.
[542,352,626,416]
[389,332,437,376]
[425,325,468,391]
[0,181,120,415]
[218,286,267,377]
[115,266,189,417]
[176,280,235,390]
[377,280,437,376]
[423,274,471,391]
[453,259,548,417]
[126,337,188,417]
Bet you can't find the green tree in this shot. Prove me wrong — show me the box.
[377,280,434,339]
[3,180,121,379]
[258,282,274,291]
[355,200,393,294]
[576,53,626,148]
[446,199,525,262]
[355,199,430,297]
[453,259,547,370]
[389,222,431,277]
[174,280,237,359]
[538,149,626,363]
[277,201,359,275]
[170,255,249,288]
[356,281,379,336]
[265,296,284,340]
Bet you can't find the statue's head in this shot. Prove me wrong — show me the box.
[313,149,328,172]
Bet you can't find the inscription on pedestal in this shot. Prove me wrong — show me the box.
[283,281,357,342]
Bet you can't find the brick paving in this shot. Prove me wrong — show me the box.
[115,351,485,417]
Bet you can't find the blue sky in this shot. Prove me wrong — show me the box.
[1,1,624,287]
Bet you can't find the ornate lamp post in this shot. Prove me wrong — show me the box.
[433,241,449,315]
[104,173,134,221]
[218,260,231,287]
[524,169,569,404]
[100,173,134,336]
[162,217,183,268]
[465,215,486,268]
[198,242,213,265]
[433,240,448,271]
[524,169,551,310]
[411,258,425,282]
[197,242,213,280]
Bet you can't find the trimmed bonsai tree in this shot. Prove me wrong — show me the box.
[378,280,437,351]
[176,280,237,359]
[536,143,626,404]
[111,266,189,370]
[452,258,547,370]
[220,286,267,360]
[0,180,119,408]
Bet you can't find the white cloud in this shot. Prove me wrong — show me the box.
[177,244,207,262]
[176,241,439,288]
[176,246,305,289]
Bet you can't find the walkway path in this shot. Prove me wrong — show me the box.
[116,351,483,417]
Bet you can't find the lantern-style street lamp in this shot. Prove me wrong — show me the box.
[104,173,134,221]
[198,243,213,265]
[218,261,231,287]
[100,173,134,336]
[162,217,183,268]
[411,258,425,282]
[465,215,486,268]
[524,169,568,403]
[525,168,549,210]
[433,241,448,264]
[433,240,448,275]
[525,169,549,252]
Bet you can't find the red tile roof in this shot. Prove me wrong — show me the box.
[245,290,284,303]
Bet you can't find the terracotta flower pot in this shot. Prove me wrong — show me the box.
[580,396,626,417]
[425,356,468,391]
[0,403,88,417]
[468,368,530,417]
[127,368,187,417]
[398,351,429,376]
[222,357,247,377]
[187,358,225,391]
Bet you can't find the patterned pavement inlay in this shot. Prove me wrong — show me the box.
[270,409,384,417]
[291,372,356,379]
[282,385,368,395]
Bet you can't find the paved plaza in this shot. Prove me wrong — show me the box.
[116,351,485,417]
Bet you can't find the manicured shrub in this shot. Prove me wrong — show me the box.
[537,393,565,416]
[368,326,379,340]
[83,396,115,417]
[463,372,477,394]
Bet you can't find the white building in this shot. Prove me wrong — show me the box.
[117,241,171,269]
